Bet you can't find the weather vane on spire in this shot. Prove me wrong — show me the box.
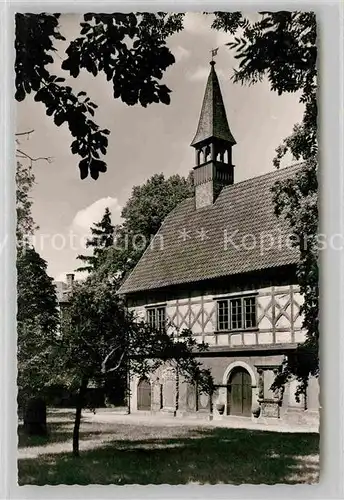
[210,47,219,62]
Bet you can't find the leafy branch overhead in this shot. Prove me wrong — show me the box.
[15,12,184,180]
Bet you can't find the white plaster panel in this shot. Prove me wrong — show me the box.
[258,295,272,308]
[276,293,290,307]
[194,335,205,344]
[178,304,188,317]
[230,334,242,346]
[204,335,216,345]
[275,314,290,329]
[203,319,214,333]
[203,300,215,315]
[258,331,273,344]
[167,304,177,316]
[294,329,306,343]
[275,331,292,344]
[258,316,273,329]
[217,334,229,346]
[257,295,273,329]
[190,303,202,330]
[131,306,146,320]
[294,315,304,329]
[192,322,203,335]
[166,324,175,336]
[293,292,304,307]
[243,333,256,345]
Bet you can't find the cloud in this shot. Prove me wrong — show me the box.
[72,197,122,231]
[183,12,212,34]
[187,65,225,82]
[183,12,234,52]
[173,45,191,62]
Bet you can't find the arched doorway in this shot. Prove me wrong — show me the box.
[137,378,151,411]
[227,367,252,416]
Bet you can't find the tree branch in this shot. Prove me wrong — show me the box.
[16,149,53,164]
[15,130,35,137]
[103,350,125,374]
[101,344,122,373]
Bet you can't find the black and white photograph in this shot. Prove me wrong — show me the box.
[15,11,320,485]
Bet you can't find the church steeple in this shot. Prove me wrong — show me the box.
[191,60,236,209]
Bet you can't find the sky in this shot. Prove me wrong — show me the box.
[17,12,304,282]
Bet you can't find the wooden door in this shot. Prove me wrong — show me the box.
[137,379,151,410]
[227,368,252,416]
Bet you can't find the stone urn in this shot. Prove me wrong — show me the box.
[216,403,225,415]
[252,402,261,418]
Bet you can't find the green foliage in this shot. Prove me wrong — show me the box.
[59,270,213,454]
[16,161,38,243]
[16,155,60,406]
[15,13,184,179]
[96,173,194,282]
[213,11,318,392]
[271,158,318,398]
[61,273,213,395]
[17,246,60,405]
[76,207,115,273]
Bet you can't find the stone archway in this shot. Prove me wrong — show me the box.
[222,361,257,417]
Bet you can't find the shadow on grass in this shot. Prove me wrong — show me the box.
[18,415,97,449]
[18,426,319,485]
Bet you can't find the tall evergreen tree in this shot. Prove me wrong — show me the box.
[17,247,60,406]
[16,154,60,409]
[96,174,194,283]
[76,207,115,273]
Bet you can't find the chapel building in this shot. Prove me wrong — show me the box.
[118,61,319,424]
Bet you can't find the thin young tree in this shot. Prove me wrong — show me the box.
[58,272,213,457]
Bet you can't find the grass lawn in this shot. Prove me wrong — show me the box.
[18,410,319,485]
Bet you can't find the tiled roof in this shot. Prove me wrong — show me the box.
[190,62,236,147]
[118,164,301,294]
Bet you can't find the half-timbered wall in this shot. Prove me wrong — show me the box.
[129,284,305,348]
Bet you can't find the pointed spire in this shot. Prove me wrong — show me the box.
[191,61,236,147]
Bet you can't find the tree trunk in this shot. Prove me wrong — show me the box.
[23,397,47,436]
[72,377,88,457]
[174,367,179,417]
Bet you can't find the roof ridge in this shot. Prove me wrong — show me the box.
[222,161,304,192]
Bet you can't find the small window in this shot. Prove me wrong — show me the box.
[147,308,156,328]
[244,297,257,328]
[146,306,166,332]
[217,300,229,331]
[217,296,256,331]
[230,298,243,330]
[157,307,166,332]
